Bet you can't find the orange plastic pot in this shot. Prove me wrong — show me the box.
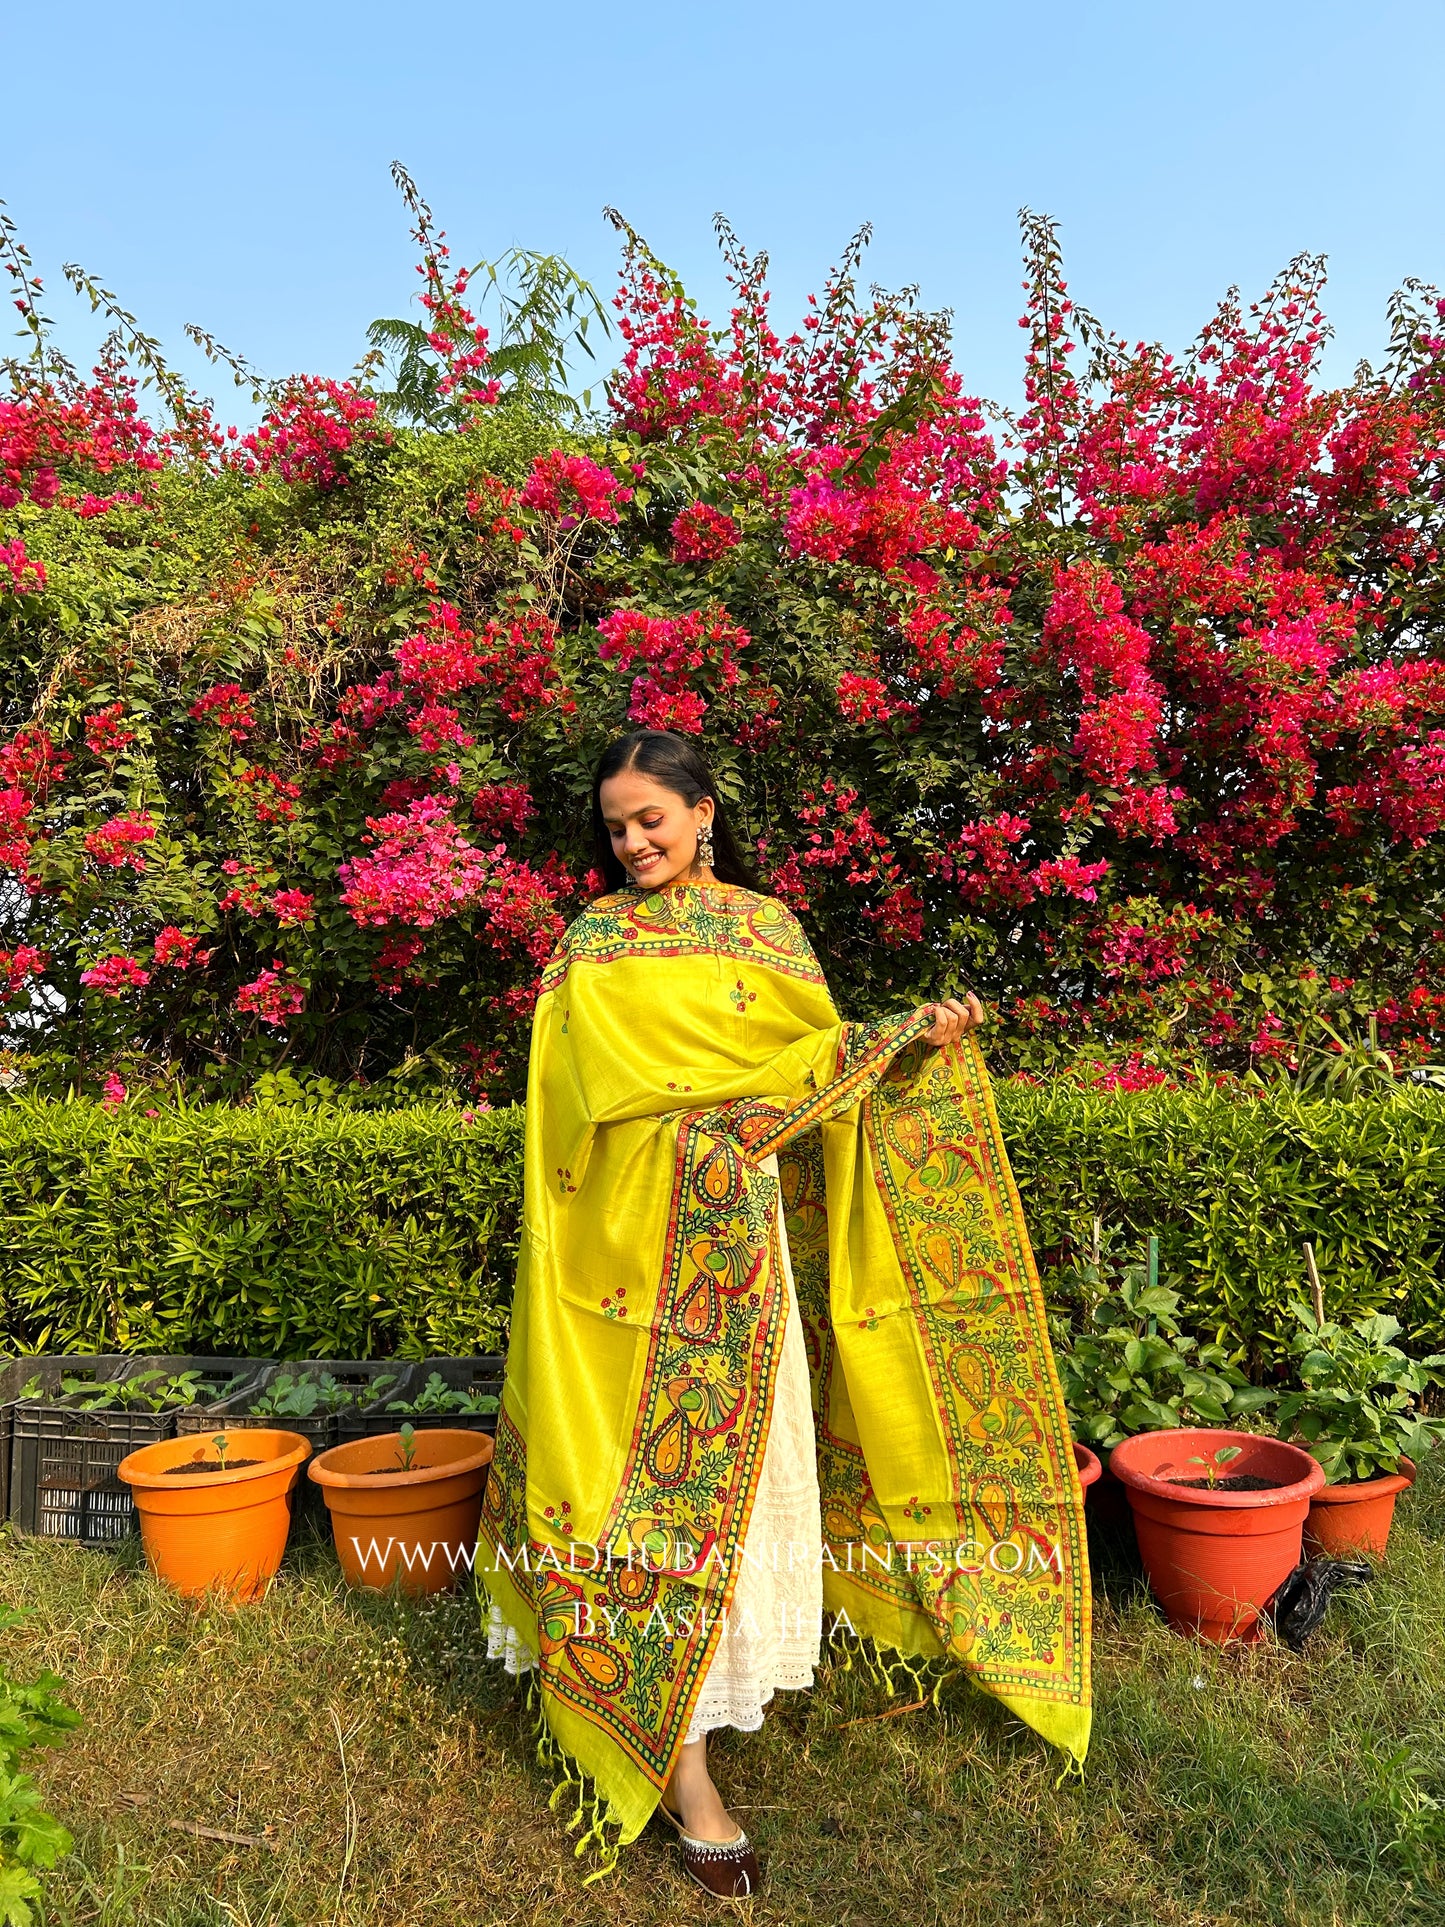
[1304,1456,1415,1559]
[308,1428,494,1595]
[1073,1441,1102,1493]
[117,1428,312,1602]
[1109,1428,1326,1642]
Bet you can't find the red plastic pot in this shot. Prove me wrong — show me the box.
[1073,1441,1102,1493]
[1304,1456,1415,1559]
[1109,1428,1326,1643]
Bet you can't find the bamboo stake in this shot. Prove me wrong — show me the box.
[1303,1241,1325,1325]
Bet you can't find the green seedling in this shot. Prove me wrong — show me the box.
[212,1433,229,1470]
[396,1422,418,1472]
[251,1370,399,1418]
[60,1369,203,1412]
[385,1371,498,1418]
[1187,1444,1244,1488]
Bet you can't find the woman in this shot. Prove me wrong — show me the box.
[479,729,1091,1896]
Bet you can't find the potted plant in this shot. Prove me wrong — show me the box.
[1109,1427,1326,1641]
[116,1428,313,1601]
[1273,1300,1445,1557]
[307,1424,494,1596]
[382,1372,500,1428]
[1055,1240,1276,1522]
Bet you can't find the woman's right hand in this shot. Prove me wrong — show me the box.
[918,994,985,1047]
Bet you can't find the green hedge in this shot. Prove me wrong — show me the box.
[1005,1083,1445,1358]
[0,1102,524,1358]
[1,1087,1443,1361]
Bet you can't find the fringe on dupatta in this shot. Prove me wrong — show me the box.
[520,1667,628,1884]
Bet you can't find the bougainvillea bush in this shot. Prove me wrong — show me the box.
[2,177,1445,1104]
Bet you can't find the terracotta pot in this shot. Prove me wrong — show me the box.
[308,1428,494,1595]
[1073,1441,1102,1493]
[1087,1453,1133,1531]
[117,1428,312,1602]
[1109,1428,1326,1643]
[1304,1456,1415,1559]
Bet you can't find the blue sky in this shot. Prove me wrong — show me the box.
[4,0,1443,422]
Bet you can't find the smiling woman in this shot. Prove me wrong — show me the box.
[477,728,1084,1895]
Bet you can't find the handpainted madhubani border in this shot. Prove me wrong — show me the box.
[782,1039,1089,1711]
[478,1100,794,1785]
[540,886,828,994]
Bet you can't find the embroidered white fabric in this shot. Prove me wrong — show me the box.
[484,1150,824,1745]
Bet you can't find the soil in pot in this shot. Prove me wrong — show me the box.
[1110,1428,1326,1642]
[165,1458,263,1474]
[117,1429,313,1602]
[308,1428,494,1595]
[1167,1474,1281,1492]
[1304,1457,1415,1559]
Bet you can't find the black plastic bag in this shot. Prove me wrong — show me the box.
[1267,1557,1372,1650]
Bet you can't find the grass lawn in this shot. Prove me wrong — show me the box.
[3,1461,1443,1927]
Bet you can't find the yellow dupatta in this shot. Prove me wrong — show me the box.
[478,880,1090,1871]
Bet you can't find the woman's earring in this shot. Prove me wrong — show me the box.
[697,821,715,869]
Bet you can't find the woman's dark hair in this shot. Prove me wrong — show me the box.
[591,730,762,891]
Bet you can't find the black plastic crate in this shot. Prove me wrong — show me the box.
[6,1354,258,1543]
[11,1399,171,1541]
[339,1355,505,1442]
[0,1358,45,1520]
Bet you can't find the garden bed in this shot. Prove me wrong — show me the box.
[2,1458,1441,1927]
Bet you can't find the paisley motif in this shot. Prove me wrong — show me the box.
[567,1638,629,1694]
[945,1341,997,1407]
[694,1139,746,1208]
[971,1476,1021,1545]
[881,1105,934,1166]
[611,1562,660,1608]
[673,1266,723,1342]
[643,1406,693,1487]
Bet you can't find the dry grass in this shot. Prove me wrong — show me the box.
[4,1465,1444,1927]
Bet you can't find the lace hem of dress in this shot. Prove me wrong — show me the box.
[483,1603,820,1744]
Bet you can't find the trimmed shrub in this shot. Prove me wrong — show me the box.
[1,1088,1444,1362]
[1007,1083,1445,1358]
[0,1100,523,1358]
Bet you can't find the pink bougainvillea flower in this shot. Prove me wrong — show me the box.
[270,888,316,927]
[521,449,632,527]
[670,501,739,565]
[235,964,306,1025]
[83,703,135,757]
[84,811,157,871]
[81,955,151,996]
[189,683,257,741]
[153,926,210,968]
[339,795,495,929]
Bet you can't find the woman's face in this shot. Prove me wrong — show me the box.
[598,770,715,888]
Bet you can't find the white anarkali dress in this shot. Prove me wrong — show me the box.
[486,1151,825,1743]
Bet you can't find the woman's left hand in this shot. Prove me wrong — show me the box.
[919,994,985,1046]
